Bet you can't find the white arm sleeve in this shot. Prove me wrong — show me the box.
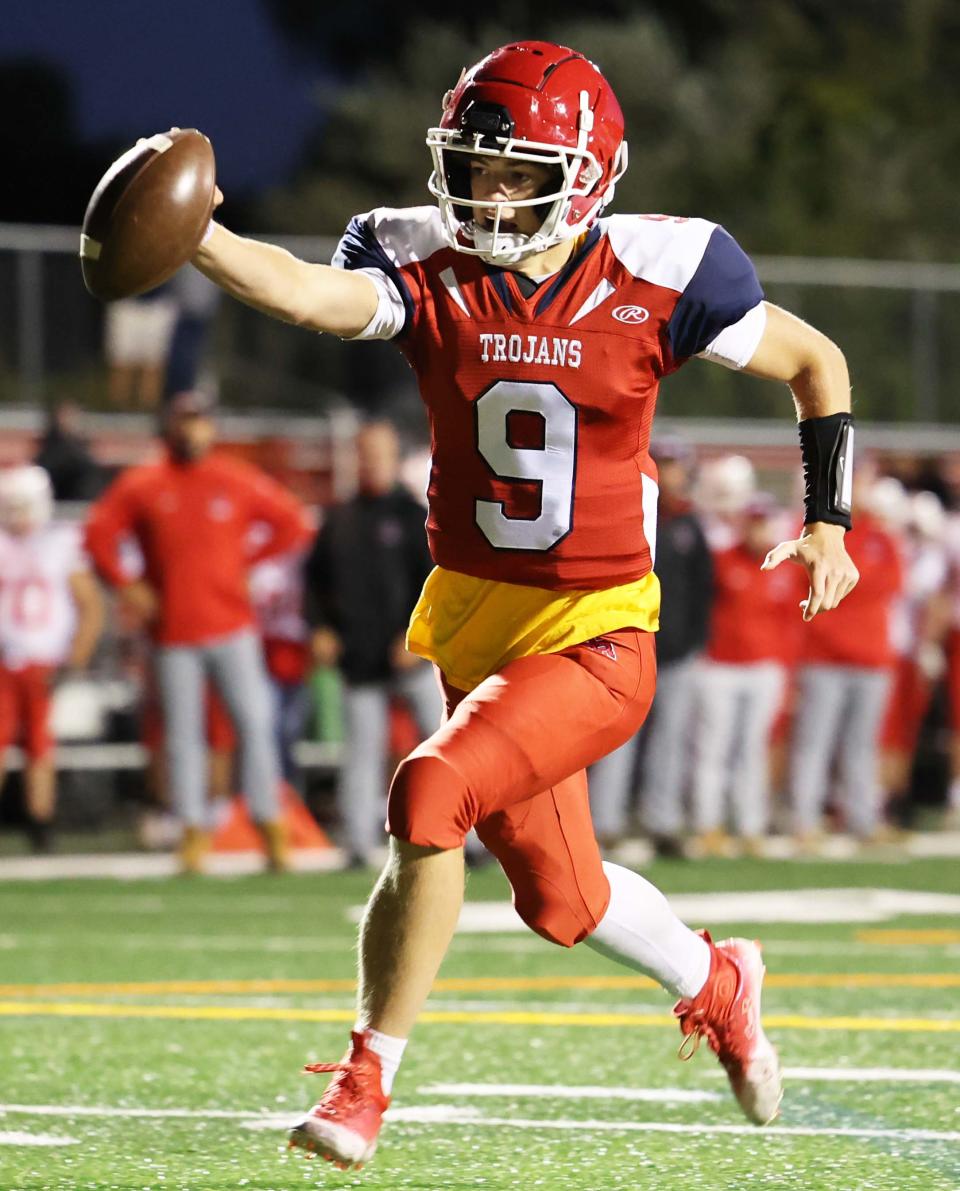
[343,267,407,341]
[697,301,768,370]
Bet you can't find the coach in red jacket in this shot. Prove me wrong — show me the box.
[86,390,311,871]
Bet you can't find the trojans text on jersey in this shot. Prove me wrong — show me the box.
[478,332,582,369]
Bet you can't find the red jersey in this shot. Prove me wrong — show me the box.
[85,452,311,646]
[707,544,802,665]
[334,206,764,591]
[800,514,904,669]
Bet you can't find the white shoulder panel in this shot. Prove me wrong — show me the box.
[366,206,448,268]
[602,214,718,293]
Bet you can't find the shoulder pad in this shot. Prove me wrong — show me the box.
[334,206,447,271]
[601,214,718,292]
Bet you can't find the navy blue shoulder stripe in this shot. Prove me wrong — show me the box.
[666,227,763,361]
[335,215,416,337]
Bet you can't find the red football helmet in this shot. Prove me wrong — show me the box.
[426,41,628,265]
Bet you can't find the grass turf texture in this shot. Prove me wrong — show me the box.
[0,858,958,1190]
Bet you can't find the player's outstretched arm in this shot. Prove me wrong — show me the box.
[742,303,849,420]
[742,303,860,620]
[193,197,379,339]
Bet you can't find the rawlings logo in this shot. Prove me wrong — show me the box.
[612,305,650,325]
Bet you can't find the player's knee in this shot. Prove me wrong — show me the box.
[387,753,477,849]
[512,878,607,949]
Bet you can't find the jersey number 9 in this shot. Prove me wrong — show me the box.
[474,380,577,552]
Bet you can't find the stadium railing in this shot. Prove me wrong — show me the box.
[3,223,960,424]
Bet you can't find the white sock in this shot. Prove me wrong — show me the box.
[358,1025,407,1096]
[584,861,711,999]
[949,778,960,811]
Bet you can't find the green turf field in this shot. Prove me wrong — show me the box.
[1,857,958,1190]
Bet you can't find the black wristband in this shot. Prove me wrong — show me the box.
[798,412,854,530]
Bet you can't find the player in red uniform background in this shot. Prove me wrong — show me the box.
[189,41,859,1169]
[691,495,803,856]
[0,467,103,851]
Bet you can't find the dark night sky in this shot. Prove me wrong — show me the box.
[1,0,321,194]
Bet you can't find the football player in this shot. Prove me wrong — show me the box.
[192,41,859,1169]
[0,466,103,850]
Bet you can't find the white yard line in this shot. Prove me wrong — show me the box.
[0,932,358,954]
[0,1130,78,1146]
[759,941,960,956]
[782,1067,960,1084]
[402,1113,960,1142]
[3,1103,954,1144]
[421,1083,723,1103]
[1,831,959,881]
[2,931,952,959]
[0,1104,267,1120]
[0,850,342,880]
[0,932,540,957]
[434,889,960,930]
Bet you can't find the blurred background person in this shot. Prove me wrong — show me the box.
[250,543,313,791]
[790,470,904,849]
[104,284,179,409]
[640,438,715,855]
[693,454,757,551]
[163,265,222,397]
[304,421,441,869]
[879,487,950,824]
[942,510,960,830]
[84,390,311,872]
[33,401,106,502]
[588,437,713,856]
[0,466,103,851]
[689,493,799,857]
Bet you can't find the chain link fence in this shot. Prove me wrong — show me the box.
[3,223,960,429]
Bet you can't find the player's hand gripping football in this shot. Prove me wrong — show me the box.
[761,522,859,621]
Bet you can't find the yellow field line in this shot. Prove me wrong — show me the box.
[0,973,959,997]
[0,1000,957,1033]
[856,930,960,946]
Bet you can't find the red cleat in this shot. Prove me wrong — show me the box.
[288,1031,390,1169]
[673,932,783,1125]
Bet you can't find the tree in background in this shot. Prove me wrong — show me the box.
[257,0,960,261]
[0,61,117,224]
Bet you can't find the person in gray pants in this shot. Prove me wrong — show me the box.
[305,422,442,867]
[588,440,713,855]
[788,499,903,846]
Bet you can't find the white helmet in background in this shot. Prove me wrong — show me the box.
[909,490,947,541]
[0,465,54,534]
[864,476,910,529]
[694,454,757,516]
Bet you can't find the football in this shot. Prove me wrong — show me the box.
[79,127,216,301]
